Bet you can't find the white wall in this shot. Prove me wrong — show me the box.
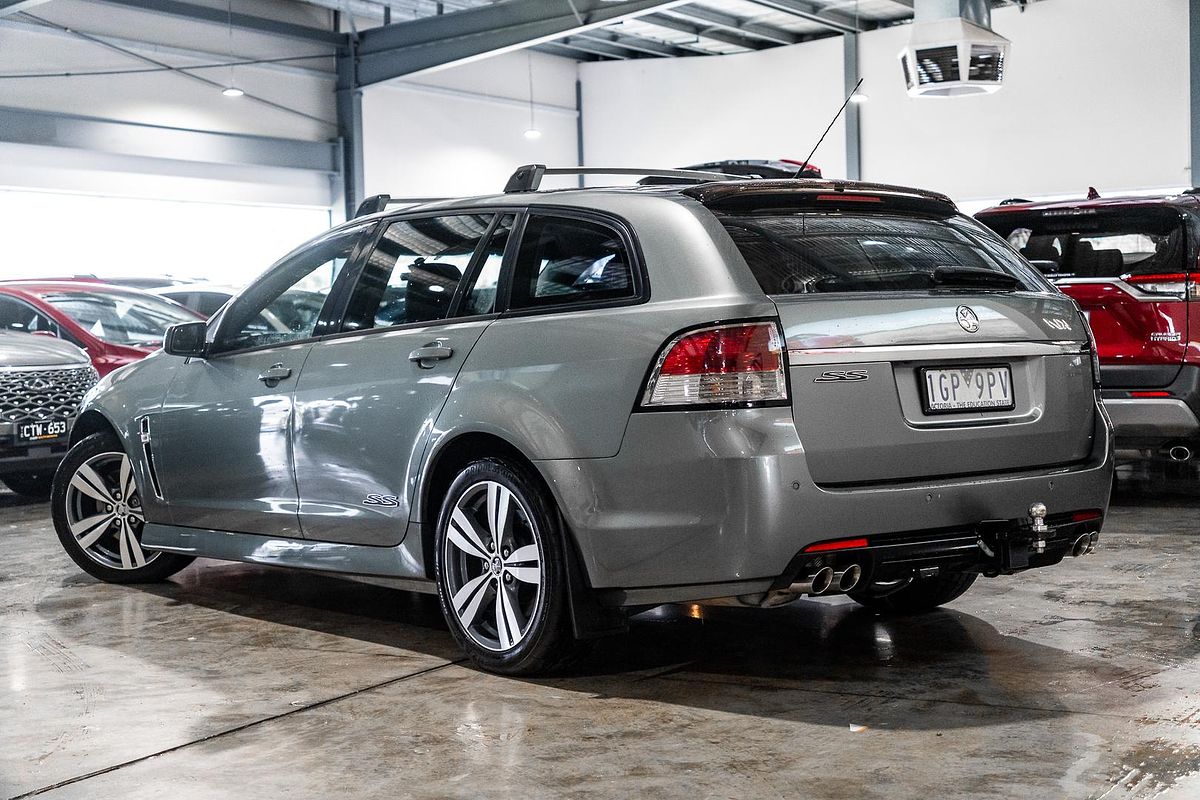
[362,51,580,199]
[578,0,1189,207]
[579,36,848,177]
[858,0,1189,206]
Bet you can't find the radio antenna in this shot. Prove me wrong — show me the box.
[795,78,863,177]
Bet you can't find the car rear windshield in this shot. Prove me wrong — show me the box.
[38,290,197,347]
[978,207,1186,279]
[719,212,1042,294]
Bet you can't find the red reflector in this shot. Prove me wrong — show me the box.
[659,324,781,376]
[1071,510,1102,523]
[804,537,869,553]
[1130,391,1171,398]
[815,194,882,203]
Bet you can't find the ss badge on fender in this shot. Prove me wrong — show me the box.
[814,370,869,383]
[363,493,401,507]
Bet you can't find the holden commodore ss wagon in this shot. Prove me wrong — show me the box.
[52,167,1114,674]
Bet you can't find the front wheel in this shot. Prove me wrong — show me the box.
[51,432,194,584]
[849,572,978,614]
[434,458,576,675]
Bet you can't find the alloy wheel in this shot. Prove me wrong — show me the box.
[64,452,157,571]
[442,480,544,652]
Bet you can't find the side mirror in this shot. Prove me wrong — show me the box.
[163,322,208,358]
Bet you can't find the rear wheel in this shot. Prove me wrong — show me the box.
[849,572,977,614]
[434,458,576,675]
[51,432,194,584]
[2,471,55,499]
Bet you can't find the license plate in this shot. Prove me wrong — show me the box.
[921,366,1014,413]
[15,419,68,445]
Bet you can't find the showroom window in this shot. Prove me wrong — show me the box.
[509,215,636,309]
[343,214,497,330]
[214,228,362,353]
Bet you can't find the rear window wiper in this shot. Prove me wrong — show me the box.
[932,266,1021,290]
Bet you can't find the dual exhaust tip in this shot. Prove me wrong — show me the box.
[1070,532,1099,558]
[1168,445,1193,463]
[793,563,861,597]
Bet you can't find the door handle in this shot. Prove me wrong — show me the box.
[408,342,453,369]
[258,363,293,386]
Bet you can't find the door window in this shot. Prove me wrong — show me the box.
[509,215,636,308]
[214,228,360,353]
[0,296,61,336]
[342,214,495,331]
[461,215,514,317]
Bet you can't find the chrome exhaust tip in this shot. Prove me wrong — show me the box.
[833,564,862,593]
[1070,534,1090,558]
[1086,532,1099,555]
[1168,445,1192,462]
[789,566,834,596]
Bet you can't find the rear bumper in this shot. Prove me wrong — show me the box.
[1101,364,1200,448]
[538,401,1113,604]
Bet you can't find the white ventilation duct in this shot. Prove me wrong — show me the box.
[898,0,1011,98]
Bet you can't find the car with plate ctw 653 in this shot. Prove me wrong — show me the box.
[52,167,1114,674]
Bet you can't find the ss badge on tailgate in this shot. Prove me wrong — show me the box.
[814,370,869,383]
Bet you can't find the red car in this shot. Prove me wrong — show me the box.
[977,193,1200,463]
[0,281,203,376]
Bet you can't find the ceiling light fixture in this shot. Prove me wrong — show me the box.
[222,0,243,99]
[222,86,244,97]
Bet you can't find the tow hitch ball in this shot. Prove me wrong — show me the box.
[1029,502,1049,554]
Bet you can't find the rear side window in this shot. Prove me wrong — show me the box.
[509,215,635,309]
[721,212,1039,294]
[980,209,1185,279]
[343,214,494,331]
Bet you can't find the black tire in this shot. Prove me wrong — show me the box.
[849,572,978,614]
[2,471,55,499]
[51,432,194,584]
[433,458,577,675]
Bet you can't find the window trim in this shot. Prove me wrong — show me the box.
[205,221,378,359]
[499,205,649,318]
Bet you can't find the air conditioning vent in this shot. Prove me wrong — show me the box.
[899,1,1011,98]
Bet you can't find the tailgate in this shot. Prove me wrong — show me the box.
[779,294,1096,485]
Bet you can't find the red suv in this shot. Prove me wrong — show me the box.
[0,281,202,377]
[977,193,1200,463]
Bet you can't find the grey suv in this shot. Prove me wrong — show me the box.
[51,169,1114,674]
[0,331,97,497]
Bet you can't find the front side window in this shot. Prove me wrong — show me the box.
[509,215,636,309]
[343,214,495,331]
[37,290,195,346]
[215,228,360,353]
[721,212,1041,294]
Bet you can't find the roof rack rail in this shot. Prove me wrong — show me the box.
[998,197,1031,205]
[503,164,748,193]
[353,194,450,218]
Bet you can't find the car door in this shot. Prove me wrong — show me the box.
[153,226,370,537]
[291,212,514,545]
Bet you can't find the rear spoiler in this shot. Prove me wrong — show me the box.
[682,179,957,215]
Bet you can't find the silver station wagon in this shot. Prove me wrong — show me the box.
[52,167,1114,674]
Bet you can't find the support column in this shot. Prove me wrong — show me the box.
[843,32,862,181]
[336,39,365,221]
[1191,0,1200,188]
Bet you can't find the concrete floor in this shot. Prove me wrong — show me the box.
[3,470,1200,800]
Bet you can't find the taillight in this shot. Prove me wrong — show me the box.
[1073,302,1102,389]
[641,322,788,408]
[1125,272,1197,299]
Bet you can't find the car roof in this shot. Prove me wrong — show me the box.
[976,191,1200,216]
[346,178,959,228]
[152,283,238,295]
[0,280,156,295]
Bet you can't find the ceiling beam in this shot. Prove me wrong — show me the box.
[745,0,865,34]
[640,13,767,50]
[93,0,344,46]
[354,0,684,85]
[666,5,799,45]
[575,29,694,58]
[557,35,637,59]
[0,0,50,19]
